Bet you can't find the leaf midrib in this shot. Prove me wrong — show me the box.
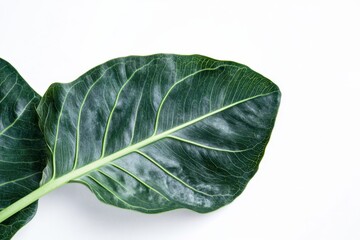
[50,91,278,186]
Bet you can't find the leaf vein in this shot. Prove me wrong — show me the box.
[109,163,169,201]
[0,97,36,137]
[167,135,254,153]
[101,58,160,157]
[152,64,238,135]
[0,172,40,187]
[135,150,231,197]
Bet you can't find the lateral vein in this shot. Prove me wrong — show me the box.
[110,163,169,201]
[167,135,254,153]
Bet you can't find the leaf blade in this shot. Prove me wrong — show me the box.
[0,59,46,240]
[38,54,280,213]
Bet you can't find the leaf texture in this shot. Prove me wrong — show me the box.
[37,54,281,213]
[0,59,46,240]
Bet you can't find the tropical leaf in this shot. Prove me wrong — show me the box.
[0,59,46,240]
[36,54,280,213]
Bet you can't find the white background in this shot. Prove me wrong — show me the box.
[1,0,359,239]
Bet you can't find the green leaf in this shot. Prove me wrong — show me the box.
[0,59,46,240]
[37,54,280,213]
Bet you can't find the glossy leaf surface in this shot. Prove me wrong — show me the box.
[0,59,46,240]
[37,54,280,213]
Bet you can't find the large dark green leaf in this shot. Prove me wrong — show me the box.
[37,54,280,213]
[0,59,46,240]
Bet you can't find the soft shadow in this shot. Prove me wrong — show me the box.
[44,183,221,233]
